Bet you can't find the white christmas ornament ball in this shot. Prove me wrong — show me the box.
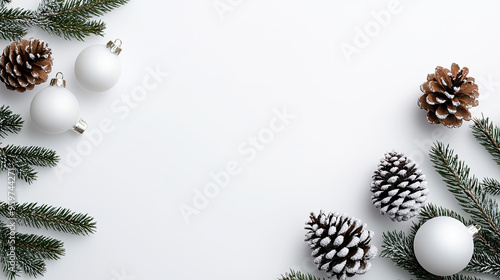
[413,216,476,276]
[30,86,80,134]
[75,43,121,92]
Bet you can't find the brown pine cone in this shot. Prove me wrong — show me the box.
[418,63,479,128]
[0,39,53,93]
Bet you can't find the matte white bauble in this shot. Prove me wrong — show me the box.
[30,73,87,134]
[413,216,478,276]
[74,39,122,92]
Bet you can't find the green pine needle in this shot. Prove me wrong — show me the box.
[0,220,64,279]
[278,270,325,280]
[0,202,97,235]
[0,0,130,41]
[37,0,130,40]
[429,142,500,240]
[0,106,23,138]
[482,177,500,196]
[472,116,500,166]
[0,145,59,184]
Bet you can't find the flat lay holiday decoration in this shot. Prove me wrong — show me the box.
[0,1,129,278]
[413,216,480,276]
[305,212,377,280]
[0,38,52,92]
[75,39,122,91]
[0,106,96,279]
[418,63,479,128]
[381,116,500,279]
[0,0,129,41]
[371,151,428,222]
[30,72,87,134]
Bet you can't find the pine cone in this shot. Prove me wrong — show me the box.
[418,63,479,128]
[0,39,53,93]
[371,151,428,222]
[305,211,377,280]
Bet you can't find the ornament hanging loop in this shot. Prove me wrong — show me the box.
[50,72,66,88]
[106,39,122,55]
[467,224,481,238]
[73,118,88,134]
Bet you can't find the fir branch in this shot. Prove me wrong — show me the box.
[467,253,500,277]
[0,202,96,235]
[429,142,500,241]
[0,106,23,138]
[444,275,489,280]
[13,232,64,261]
[482,177,500,196]
[58,0,131,19]
[36,17,106,41]
[0,7,35,40]
[0,220,65,279]
[381,229,436,280]
[0,0,129,41]
[417,204,471,226]
[36,0,129,40]
[278,270,325,280]
[0,145,59,184]
[2,145,59,168]
[471,116,500,166]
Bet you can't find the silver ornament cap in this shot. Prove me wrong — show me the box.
[50,72,66,88]
[106,39,122,55]
[73,118,88,134]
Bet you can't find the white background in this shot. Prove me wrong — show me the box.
[2,0,500,279]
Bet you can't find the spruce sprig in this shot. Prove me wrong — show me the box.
[0,202,96,235]
[278,270,325,280]
[429,142,500,241]
[0,0,129,41]
[382,115,500,279]
[0,105,22,138]
[472,116,500,166]
[0,220,65,280]
[482,178,500,196]
[0,105,96,279]
[0,106,59,184]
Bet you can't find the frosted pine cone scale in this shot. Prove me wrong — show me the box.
[305,211,377,280]
[418,63,479,128]
[371,151,428,222]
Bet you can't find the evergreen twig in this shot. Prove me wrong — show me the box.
[0,0,129,41]
[0,106,96,279]
[0,106,59,184]
[0,145,59,184]
[278,270,325,280]
[472,116,500,166]
[0,202,96,235]
[430,142,500,241]
[0,105,22,138]
[0,220,64,280]
[482,177,500,196]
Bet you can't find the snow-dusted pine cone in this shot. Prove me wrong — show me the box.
[371,151,428,222]
[418,63,479,128]
[0,39,53,93]
[305,211,377,280]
